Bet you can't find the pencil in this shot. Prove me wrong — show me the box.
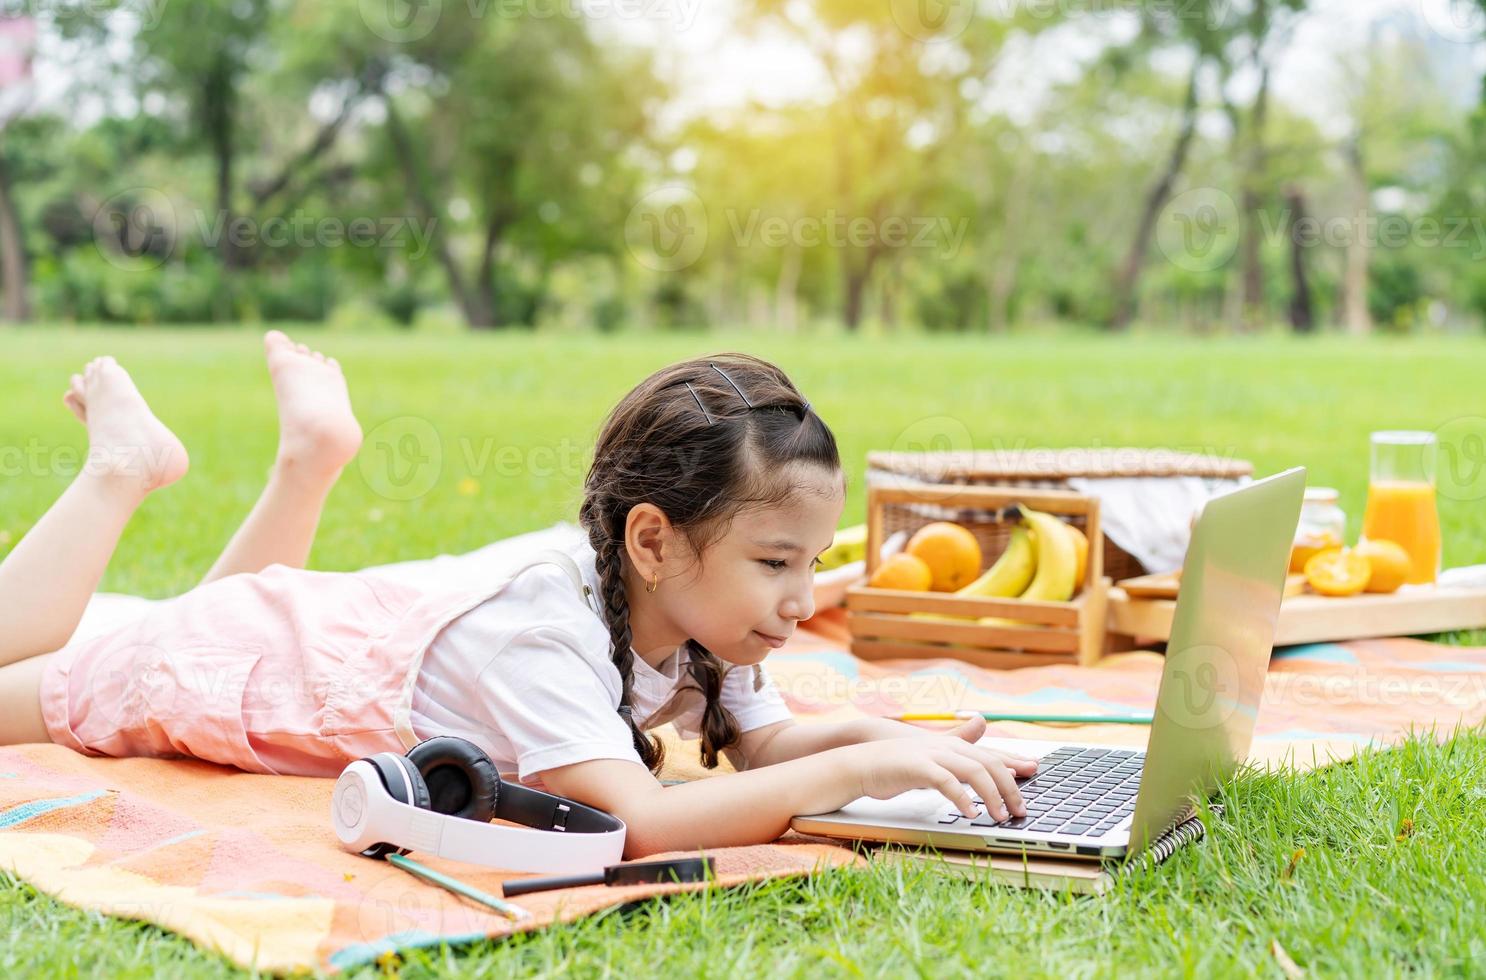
[894,711,1153,725]
[385,853,533,921]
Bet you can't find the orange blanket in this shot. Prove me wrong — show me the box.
[4,606,1483,973]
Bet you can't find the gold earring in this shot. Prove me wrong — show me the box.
[646,573,659,594]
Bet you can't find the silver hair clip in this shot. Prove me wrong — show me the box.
[684,382,715,425]
[692,367,811,424]
[710,363,753,407]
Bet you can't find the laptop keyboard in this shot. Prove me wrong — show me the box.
[936,747,1142,838]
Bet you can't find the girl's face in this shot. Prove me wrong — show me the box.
[628,466,845,668]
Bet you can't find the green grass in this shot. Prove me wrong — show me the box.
[2,326,1485,976]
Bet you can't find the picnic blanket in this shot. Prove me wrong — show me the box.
[0,742,862,975]
[5,522,1484,973]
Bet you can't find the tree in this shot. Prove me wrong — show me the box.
[291,2,658,329]
[735,0,1037,331]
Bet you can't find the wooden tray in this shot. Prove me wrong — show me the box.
[1117,570,1308,600]
[1107,580,1486,648]
[847,483,1110,669]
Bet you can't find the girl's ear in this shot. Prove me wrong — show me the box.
[624,502,671,578]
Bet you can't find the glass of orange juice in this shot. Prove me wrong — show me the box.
[1361,431,1441,585]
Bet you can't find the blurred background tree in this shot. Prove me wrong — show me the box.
[0,0,1480,335]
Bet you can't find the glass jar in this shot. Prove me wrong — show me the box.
[1361,430,1441,585]
[1291,486,1346,573]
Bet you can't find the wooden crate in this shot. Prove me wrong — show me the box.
[1107,581,1486,649]
[867,448,1252,582]
[846,483,1112,669]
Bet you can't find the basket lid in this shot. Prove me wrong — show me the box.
[866,448,1252,481]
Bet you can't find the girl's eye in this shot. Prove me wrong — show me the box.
[761,558,824,571]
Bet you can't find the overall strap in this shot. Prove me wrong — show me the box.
[527,548,602,617]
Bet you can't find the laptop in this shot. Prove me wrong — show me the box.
[791,466,1306,861]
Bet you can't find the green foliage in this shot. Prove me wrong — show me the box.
[2,4,1484,333]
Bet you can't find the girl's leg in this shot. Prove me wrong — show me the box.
[0,357,188,670]
[199,331,362,584]
[0,655,52,745]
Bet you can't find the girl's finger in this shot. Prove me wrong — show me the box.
[938,751,1010,820]
[953,745,1025,816]
[930,764,977,817]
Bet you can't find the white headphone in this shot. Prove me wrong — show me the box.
[331,735,626,875]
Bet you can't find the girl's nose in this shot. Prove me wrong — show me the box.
[781,586,814,624]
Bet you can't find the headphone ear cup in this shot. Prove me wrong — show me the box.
[406,735,500,824]
[358,754,432,859]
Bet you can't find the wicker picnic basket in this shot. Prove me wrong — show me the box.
[865,448,1253,583]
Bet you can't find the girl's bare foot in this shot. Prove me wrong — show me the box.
[64,356,189,495]
[264,330,362,485]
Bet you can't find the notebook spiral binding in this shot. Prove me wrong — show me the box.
[1129,804,1221,872]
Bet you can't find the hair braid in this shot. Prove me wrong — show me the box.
[680,640,743,769]
[587,503,666,774]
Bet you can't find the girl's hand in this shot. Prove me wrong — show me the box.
[843,714,1038,820]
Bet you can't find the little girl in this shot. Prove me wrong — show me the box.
[0,338,1035,856]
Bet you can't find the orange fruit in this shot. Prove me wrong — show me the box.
[1290,531,1343,573]
[905,522,983,592]
[1355,539,1411,594]
[1304,548,1371,597]
[868,553,933,591]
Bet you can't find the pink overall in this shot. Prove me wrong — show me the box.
[39,550,594,777]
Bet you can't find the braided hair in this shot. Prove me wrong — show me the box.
[576,353,842,773]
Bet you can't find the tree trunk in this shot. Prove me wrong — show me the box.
[842,257,873,332]
[775,245,801,332]
[1238,65,1271,333]
[382,95,491,329]
[1284,185,1314,333]
[204,58,242,273]
[470,207,509,330]
[1342,136,1373,336]
[879,255,899,330]
[0,149,30,322]
[1108,57,1202,333]
[987,155,1031,333]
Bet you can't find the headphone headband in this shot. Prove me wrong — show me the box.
[331,737,626,874]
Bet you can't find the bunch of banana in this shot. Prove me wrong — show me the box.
[905,506,1090,625]
[817,523,868,571]
[979,507,1084,626]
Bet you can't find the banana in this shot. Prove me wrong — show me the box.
[910,526,1037,622]
[979,507,1078,625]
[817,523,868,571]
[1065,522,1089,595]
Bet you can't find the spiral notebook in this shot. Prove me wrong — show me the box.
[876,807,1215,896]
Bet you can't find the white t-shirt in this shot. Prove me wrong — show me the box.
[409,535,794,789]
